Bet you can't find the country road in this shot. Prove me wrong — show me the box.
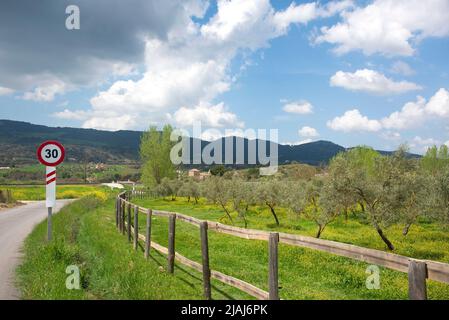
[0,200,72,300]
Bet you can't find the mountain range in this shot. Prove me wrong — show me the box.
[0,119,417,167]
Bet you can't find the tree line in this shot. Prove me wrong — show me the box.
[140,126,449,251]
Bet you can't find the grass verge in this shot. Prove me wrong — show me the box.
[16,196,248,299]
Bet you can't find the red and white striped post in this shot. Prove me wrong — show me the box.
[37,141,65,241]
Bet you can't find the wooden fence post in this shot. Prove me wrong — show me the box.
[127,203,132,242]
[168,214,176,274]
[115,198,119,229]
[121,201,125,235]
[134,206,139,250]
[268,232,280,300]
[408,260,427,300]
[200,221,212,300]
[145,209,152,259]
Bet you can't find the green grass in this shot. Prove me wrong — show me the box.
[16,196,251,300]
[1,185,111,201]
[128,196,449,299]
[133,197,449,263]
[17,195,449,300]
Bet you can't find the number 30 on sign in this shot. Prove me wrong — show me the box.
[37,141,65,208]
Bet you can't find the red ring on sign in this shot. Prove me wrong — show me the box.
[37,140,65,167]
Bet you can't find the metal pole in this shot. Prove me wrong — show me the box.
[47,207,53,241]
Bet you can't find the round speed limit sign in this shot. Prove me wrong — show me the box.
[37,141,65,167]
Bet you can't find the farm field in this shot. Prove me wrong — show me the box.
[0,185,112,201]
[0,163,140,185]
[128,196,449,299]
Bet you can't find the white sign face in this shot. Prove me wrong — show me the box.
[46,166,56,208]
[39,144,64,166]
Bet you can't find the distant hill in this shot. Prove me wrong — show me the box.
[0,119,418,167]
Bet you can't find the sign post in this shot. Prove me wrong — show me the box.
[37,141,65,241]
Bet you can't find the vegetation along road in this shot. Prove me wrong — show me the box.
[0,200,71,300]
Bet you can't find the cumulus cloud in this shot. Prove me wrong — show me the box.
[330,69,422,94]
[410,136,441,153]
[282,101,314,114]
[173,102,244,128]
[77,0,351,129]
[283,139,314,146]
[328,88,449,132]
[272,0,354,31]
[298,126,319,137]
[327,109,382,132]
[53,109,90,121]
[314,0,449,56]
[22,80,66,102]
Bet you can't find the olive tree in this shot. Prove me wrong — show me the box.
[427,166,449,225]
[179,179,200,204]
[313,179,342,238]
[326,147,407,250]
[282,180,308,218]
[227,179,251,228]
[256,180,286,226]
[202,176,234,224]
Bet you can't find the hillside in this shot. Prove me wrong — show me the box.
[0,119,417,167]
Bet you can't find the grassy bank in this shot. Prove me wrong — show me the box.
[16,196,249,299]
[130,196,449,299]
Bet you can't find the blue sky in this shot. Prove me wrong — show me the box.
[1,0,449,154]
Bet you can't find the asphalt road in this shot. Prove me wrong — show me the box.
[0,200,72,300]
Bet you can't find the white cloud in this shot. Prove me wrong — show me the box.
[77,0,348,130]
[0,86,14,96]
[390,61,415,76]
[327,109,382,132]
[425,88,449,117]
[410,136,441,153]
[173,102,244,128]
[53,109,90,121]
[83,114,138,131]
[381,96,427,130]
[330,69,421,94]
[328,88,449,132]
[283,139,313,146]
[273,0,354,31]
[315,0,449,56]
[298,126,319,137]
[22,80,66,102]
[282,101,314,114]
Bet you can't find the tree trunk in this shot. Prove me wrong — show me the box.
[374,222,395,250]
[187,196,191,203]
[268,204,280,226]
[402,223,412,236]
[194,197,199,204]
[316,225,325,238]
[220,203,234,224]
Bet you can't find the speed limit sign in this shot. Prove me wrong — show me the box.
[37,141,65,241]
[37,141,65,167]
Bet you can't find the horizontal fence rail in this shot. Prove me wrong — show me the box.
[117,191,449,300]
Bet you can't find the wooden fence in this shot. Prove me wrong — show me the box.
[115,191,449,300]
